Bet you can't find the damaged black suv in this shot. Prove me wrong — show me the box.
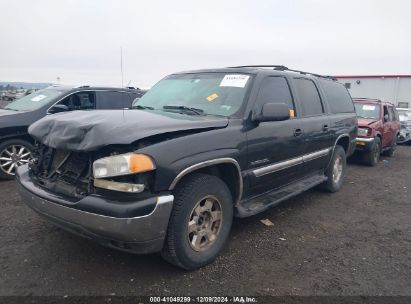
[16,66,357,270]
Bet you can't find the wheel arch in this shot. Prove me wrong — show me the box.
[168,158,243,204]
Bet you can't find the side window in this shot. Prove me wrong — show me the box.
[388,106,396,121]
[320,80,355,114]
[293,78,324,117]
[56,92,95,111]
[96,91,127,109]
[255,76,295,111]
[383,106,392,122]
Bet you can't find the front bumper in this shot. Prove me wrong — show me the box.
[16,165,174,254]
[355,137,375,152]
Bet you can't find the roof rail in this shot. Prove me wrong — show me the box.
[227,65,289,70]
[227,65,337,80]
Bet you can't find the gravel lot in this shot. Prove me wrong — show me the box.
[0,147,410,296]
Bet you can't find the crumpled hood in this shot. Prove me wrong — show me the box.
[357,117,378,127]
[28,109,229,151]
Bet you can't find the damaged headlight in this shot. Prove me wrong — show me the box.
[93,153,156,179]
[358,127,371,137]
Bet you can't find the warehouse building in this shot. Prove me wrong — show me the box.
[335,75,411,108]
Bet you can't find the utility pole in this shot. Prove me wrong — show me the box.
[120,47,124,87]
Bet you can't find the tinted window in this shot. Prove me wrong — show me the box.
[293,78,323,117]
[321,80,355,114]
[57,92,95,111]
[96,91,127,109]
[255,77,294,111]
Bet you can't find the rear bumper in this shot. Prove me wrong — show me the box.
[16,165,174,254]
[355,137,374,152]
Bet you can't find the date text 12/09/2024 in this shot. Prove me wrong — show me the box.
[149,296,257,303]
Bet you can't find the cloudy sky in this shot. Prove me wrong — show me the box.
[1,0,411,88]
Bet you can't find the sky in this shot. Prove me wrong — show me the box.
[1,0,411,88]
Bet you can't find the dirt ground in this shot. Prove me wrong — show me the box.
[0,147,410,296]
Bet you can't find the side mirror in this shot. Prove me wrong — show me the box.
[48,104,70,114]
[253,103,291,122]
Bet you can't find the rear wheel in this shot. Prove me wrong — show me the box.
[363,137,381,166]
[383,135,397,157]
[0,139,33,180]
[161,173,233,270]
[319,145,346,192]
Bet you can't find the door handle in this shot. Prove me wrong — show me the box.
[322,124,329,131]
[294,128,303,137]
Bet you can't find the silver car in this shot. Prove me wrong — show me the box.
[397,108,411,144]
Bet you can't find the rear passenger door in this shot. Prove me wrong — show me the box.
[382,105,395,147]
[246,76,305,196]
[95,91,130,109]
[291,78,333,175]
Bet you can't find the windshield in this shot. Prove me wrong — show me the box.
[354,103,380,119]
[397,109,411,122]
[2,88,66,111]
[136,73,252,117]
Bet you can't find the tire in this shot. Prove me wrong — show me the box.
[161,173,233,270]
[0,139,34,180]
[319,145,346,193]
[383,135,397,157]
[363,137,381,166]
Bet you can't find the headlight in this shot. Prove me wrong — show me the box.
[358,127,371,137]
[93,153,155,179]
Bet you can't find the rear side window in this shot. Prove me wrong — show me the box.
[293,78,324,117]
[321,80,355,114]
[255,77,294,110]
[96,91,127,109]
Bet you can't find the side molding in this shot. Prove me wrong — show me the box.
[168,158,243,203]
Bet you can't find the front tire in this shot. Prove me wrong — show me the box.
[319,145,347,192]
[0,139,33,180]
[363,137,381,166]
[161,173,233,270]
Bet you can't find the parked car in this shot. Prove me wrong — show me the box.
[353,98,400,166]
[16,66,357,269]
[0,85,145,179]
[397,107,411,144]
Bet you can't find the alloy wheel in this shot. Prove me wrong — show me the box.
[0,145,31,176]
[332,155,343,184]
[187,195,223,252]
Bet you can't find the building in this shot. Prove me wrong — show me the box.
[335,75,411,108]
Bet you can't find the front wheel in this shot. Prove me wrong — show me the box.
[161,173,233,270]
[363,137,381,166]
[0,139,33,180]
[319,145,347,193]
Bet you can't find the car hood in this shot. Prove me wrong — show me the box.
[0,109,41,131]
[0,108,22,117]
[29,109,229,151]
[357,117,379,127]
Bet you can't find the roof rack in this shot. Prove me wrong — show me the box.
[227,65,337,81]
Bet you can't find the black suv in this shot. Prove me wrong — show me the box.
[0,86,144,179]
[16,66,357,269]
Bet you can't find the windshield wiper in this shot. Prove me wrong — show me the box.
[163,105,204,115]
[2,107,18,111]
[133,105,155,110]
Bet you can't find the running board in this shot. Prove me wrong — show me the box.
[235,174,327,218]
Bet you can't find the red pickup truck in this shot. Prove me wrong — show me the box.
[353,98,400,166]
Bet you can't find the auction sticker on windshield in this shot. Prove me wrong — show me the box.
[363,105,376,111]
[31,95,47,102]
[220,74,249,88]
